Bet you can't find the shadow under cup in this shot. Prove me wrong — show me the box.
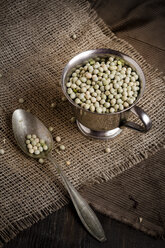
[62,49,152,140]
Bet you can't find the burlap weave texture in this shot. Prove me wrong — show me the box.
[0,0,164,246]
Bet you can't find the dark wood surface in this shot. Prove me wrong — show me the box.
[4,203,165,248]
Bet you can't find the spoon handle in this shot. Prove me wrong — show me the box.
[48,155,106,242]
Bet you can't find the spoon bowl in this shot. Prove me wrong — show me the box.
[12,109,53,159]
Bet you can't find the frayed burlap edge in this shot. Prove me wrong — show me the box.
[0,198,68,248]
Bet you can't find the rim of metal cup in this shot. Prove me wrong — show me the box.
[61,49,145,115]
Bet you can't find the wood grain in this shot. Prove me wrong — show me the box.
[3,204,165,248]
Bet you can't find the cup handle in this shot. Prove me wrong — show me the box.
[123,105,152,133]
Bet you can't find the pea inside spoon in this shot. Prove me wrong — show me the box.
[12,109,106,242]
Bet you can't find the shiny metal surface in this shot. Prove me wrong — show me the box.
[62,49,152,138]
[77,121,122,140]
[124,105,152,132]
[12,109,53,159]
[12,109,106,242]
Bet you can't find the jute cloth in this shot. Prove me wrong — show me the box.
[0,0,164,246]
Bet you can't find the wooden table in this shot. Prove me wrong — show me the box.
[4,203,165,248]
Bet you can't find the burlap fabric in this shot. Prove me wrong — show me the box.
[0,0,164,246]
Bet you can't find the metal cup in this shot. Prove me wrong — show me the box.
[61,49,152,140]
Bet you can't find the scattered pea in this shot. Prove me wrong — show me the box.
[38,158,44,164]
[56,136,61,142]
[49,126,54,132]
[139,217,143,223]
[59,145,65,151]
[70,117,76,123]
[105,147,111,153]
[66,160,71,166]
[18,98,24,103]
[50,102,56,108]
[0,149,5,155]
[72,34,77,39]
[62,96,67,102]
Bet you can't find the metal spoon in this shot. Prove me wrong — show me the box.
[12,109,106,242]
